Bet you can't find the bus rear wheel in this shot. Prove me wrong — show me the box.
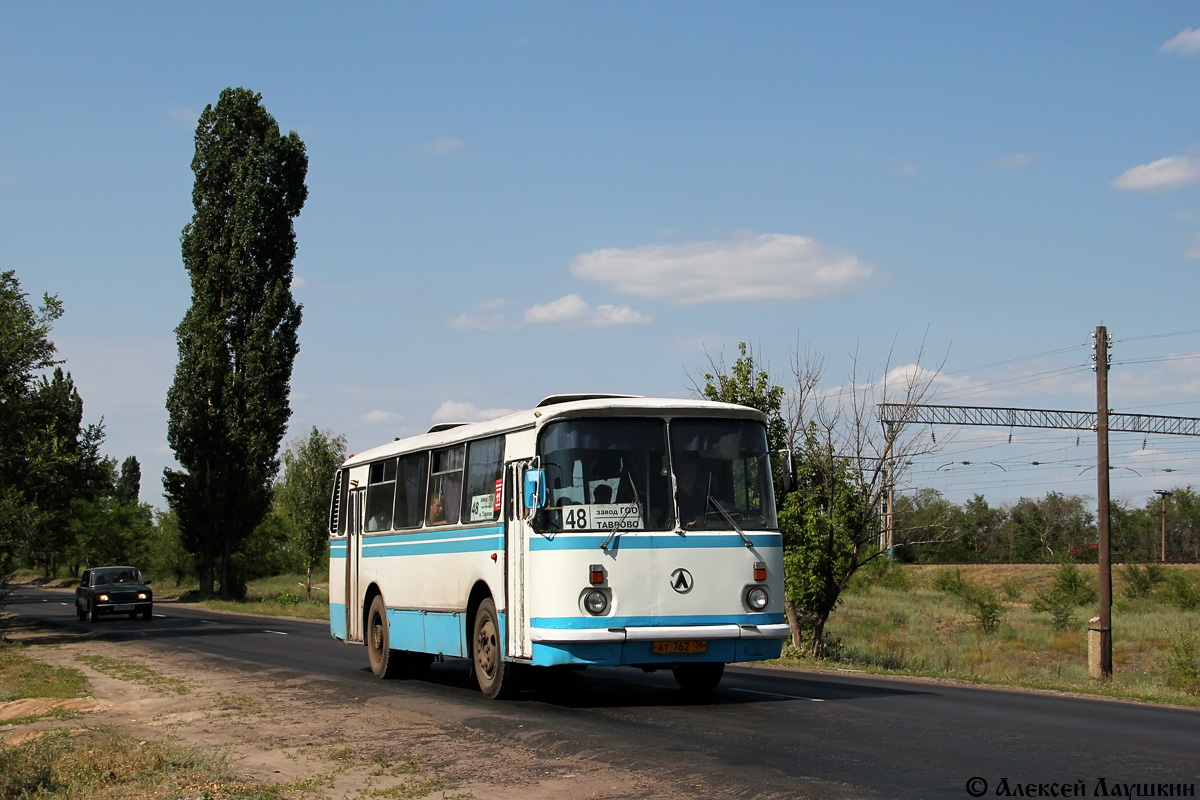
[472,598,517,699]
[366,595,405,679]
[672,662,725,692]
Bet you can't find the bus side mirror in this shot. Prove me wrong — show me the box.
[523,469,547,510]
[779,449,796,494]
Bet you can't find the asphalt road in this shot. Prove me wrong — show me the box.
[7,585,1199,799]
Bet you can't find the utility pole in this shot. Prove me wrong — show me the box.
[1154,489,1172,563]
[1092,326,1113,679]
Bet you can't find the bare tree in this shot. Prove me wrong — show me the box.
[781,335,947,655]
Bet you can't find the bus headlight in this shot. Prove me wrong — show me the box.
[746,586,769,611]
[584,590,609,615]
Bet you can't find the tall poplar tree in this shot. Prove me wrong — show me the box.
[165,87,308,598]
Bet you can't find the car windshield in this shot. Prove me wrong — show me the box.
[532,416,778,534]
[535,418,674,532]
[94,569,139,586]
[670,418,778,531]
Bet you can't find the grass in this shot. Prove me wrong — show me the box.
[1,641,90,703]
[0,727,285,800]
[173,573,332,621]
[778,563,1200,707]
[74,654,196,695]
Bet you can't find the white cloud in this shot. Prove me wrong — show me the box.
[1111,155,1200,192]
[420,138,465,156]
[449,298,525,330]
[432,400,516,423]
[1186,233,1200,260]
[993,153,1032,170]
[293,276,308,290]
[362,409,402,425]
[450,296,649,329]
[524,294,651,327]
[168,105,198,127]
[1162,27,1200,56]
[570,233,876,305]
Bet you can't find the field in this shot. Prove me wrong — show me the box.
[775,563,1200,707]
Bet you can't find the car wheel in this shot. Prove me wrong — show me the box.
[472,598,518,699]
[76,602,86,622]
[142,606,152,621]
[89,601,99,623]
[366,595,405,679]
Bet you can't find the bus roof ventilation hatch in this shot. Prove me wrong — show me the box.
[427,422,469,433]
[536,393,643,408]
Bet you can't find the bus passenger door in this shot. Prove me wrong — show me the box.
[345,488,365,643]
[505,462,533,660]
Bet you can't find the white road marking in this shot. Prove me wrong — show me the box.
[730,687,824,702]
[262,630,288,636]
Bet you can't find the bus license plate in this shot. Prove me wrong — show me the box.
[652,640,707,655]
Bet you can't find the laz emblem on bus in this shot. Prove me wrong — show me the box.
[670,568,694,594]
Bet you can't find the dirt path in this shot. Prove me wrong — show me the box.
[2,621,725,800]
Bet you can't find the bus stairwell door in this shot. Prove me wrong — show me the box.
[345,488,364,643]
[506,462,533,659]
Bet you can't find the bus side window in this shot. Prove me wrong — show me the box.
[429,445,465,526]
[365,459,398,532]
[464,436,505,523]
[393,452,428,529]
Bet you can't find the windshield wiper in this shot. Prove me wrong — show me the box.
[600,471,641,551]
[706,495,754,548]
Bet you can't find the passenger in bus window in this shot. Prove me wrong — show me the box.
[428,493,447,525]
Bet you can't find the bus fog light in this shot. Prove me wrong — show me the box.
[584,590,608,615]
[746,586,769,611]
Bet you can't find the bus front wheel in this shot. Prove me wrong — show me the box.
[366,595,404,679]
[672,662,725,692]
[472,598,517,699]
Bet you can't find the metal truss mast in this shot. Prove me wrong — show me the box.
[878,404,1200,438]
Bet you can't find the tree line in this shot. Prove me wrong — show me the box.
[894,487,1200,564]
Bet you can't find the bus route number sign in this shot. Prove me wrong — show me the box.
[563,503,643,532]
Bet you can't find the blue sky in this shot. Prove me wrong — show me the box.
[3,3,1199,510]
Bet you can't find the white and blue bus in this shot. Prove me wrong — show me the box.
[327,394,789,698]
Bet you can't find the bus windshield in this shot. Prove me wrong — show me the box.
[670,418,777,531]
[533,416,777,533]
[536,418,674,532]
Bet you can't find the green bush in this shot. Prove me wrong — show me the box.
[1032,591,1077,632]
[931,569,1003,632]
[1165,632,1200,695]
[1159,570,1200,612]
[958,581,1004,633]
[1120,563,1165,600]
[1047,562,1097,606]
[932,568,966,595]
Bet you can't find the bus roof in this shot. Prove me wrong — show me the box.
[342,396,768,466]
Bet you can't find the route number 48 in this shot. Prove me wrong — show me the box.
[564,507,589,530]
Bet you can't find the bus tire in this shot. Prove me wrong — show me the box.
[366,595,404,679]
[472,598,517,699]
[672,662,724,692]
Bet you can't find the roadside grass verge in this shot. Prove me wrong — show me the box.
[0,727,284,800]
[74,654,196,695]
[1,641,89,703]
[174,573,331,621]
[776,563,1200,707]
